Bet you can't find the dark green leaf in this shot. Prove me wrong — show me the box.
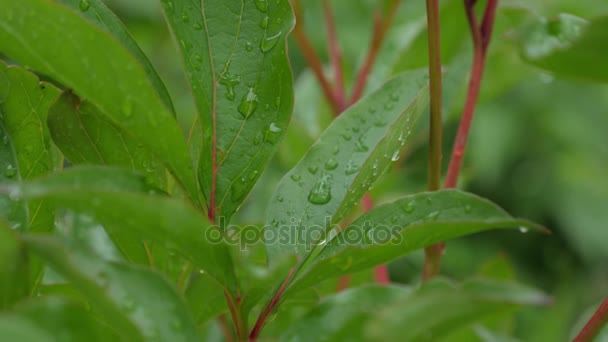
[289,190,547,293]
[15,296,119,341]
[163,0,295,221]
[48,91,167,189]
[55,0,175,114]
[265,70,429,261]
[2,167,237,293]
[0,0,198,202]
[23,236,199,341]
[0,221,29,309]
[365,278,551,341]
[521,14,608,83]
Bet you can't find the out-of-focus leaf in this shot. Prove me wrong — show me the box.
[184,272,227,327]
[0,120,26,231]
[23,236,199,341]
[163,0,295,222]
[520,14,608,83]
[15,296,118,341]
[0,221,28,309]
[365,278,550,341]
[265,70,429,261]
[289,190,547,293]
[55,0,174,114]
[279,285,412,341]
[0,314,53,341]
[1,166,237,293]
[48,91,167,189]
[0,0,198,202]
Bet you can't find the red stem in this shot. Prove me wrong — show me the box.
[574,297,608,342]
[249,269,295,341]
[323,0,346,112]
[350,0,400,104]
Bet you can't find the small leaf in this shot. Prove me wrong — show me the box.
[289,190,547,293]
[521,14,608,83]
[48,91,167,189]
[265,70,430,261]
[365,278,551,341]
[2,167,237,293]
[163,0,295,222]
[0,0,198,202]
[0,221,29,309]
[23,236,200,341]
[55,0,175,114]
[15,296,119,341]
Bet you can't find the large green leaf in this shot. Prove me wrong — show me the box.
[1,166,237,293]
[0,221,28,309]
[265,70,430,261]
[0,0,198,202]
[163,0,295,222]
[288,190,547,293]
[521,14,608,83]
[55,0,175,114]
[0,314,53,342]
[15,296,119,341]
[48,91,167,189]
[23,236,199,341]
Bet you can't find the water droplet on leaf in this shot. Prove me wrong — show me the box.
[290,174,301,182]
[193,22,203,30]
[402,201,416,213]
[308,173,332,205]
[4,165,16,178]
[307,165,318,175]
[324,158,338,170]
[219,73,241,101]
[79,0,90,12]
[260,31,282,52]
[238,87,258,118]
[254,0,268,12]
[345,161,360,175]
[260,16,269,29]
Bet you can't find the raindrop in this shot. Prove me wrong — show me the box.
[290,174,301,182]
[345,161,360,175]
[260,16,269,29]
[391,150,400,161]
[264,122,282,144]
[373,118,387,127]
[260,31,282,52]
[341,133,352,141]
[276,195,284,202]
[193,22,203,30]
[264,103,271,111]
[308,173,332,205]
[161,0,174,14]
[245,41,254,51]
[352,126,360,133]
[355,137,368,152]
[307,165,318,175]
[426,211,440,221]
[4,165,16,178]
[181,11,190,23]
[238,87,258,118]
[275,96,281,108]
[230,180,248,201]
[402,200,416,213]
[79,0,90,12]
[180,39,192,51]
[324,158,338,170]
[248,170,259,180]
[219,73,241,101]
[371,160,379,176]
[254,0,268,12]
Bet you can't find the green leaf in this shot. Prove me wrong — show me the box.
[0,61,60,233]
[365,278,551,341]
[15,296,119,341]
[163,0,295,221]
[184,272,227,326]
[0,0,198,202]
[48,91,167,189]
[0,314,53,342]
[54,0,175,114]
[23,236,200,341]
[521,14,608,83]
[279,285,412,341]
[265,70,430,261]
[0,221,29,309]
[289,190,547,293]
[2,166,237,293]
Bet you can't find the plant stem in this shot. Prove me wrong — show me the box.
[574,297,608,342]
[249,269,295,341]
[224,290,246,341]
[422,0,443,281]
[323,0,345,111]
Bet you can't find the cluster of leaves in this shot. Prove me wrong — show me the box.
[0,0,606,341]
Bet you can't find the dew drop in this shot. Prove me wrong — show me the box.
[260,16,269,29]
[264,122,282,144]
[355,138,368,152]
[4,165,16,178]
[275,96,281,108]
[161,0,174,14]
[248,170,259,180]
[79,0,90,12]
[245,41,254,51]
[402,200,416,213]
[352,126,360,133]
[391,150,400,161]
[373,118,387,127]
[193,22,203,30]
[181,11,190,23]
[276,195,284,203]
[290,174,301,182]
[308,173,332,205]
[341,133,352,141]
[426,211,440,221]
[307,165,318,175]
[238,87,258,118]
[324,158,338,170]
[219,73,241,101]
[180,39,192,51]
[254,0,268,12]
[260,31,282,52]
[230,179,249,201]
[345,161,360,175]
[264,104,271,111]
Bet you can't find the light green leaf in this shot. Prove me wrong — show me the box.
[23,236,200,341]
[289,190,547,293]
[265,70,429,260]
[163,0,295,221]
[0,0,198,202]
[2,166,237,293]
[365,278,551,341]
[184,272,227,326]
[48,91,167,189]
[55,0,175,114]
[521,14,608,83]
[0,221,29,309]
[0,314,53,342]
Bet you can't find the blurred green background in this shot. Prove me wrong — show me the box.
[72,0,608,340]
